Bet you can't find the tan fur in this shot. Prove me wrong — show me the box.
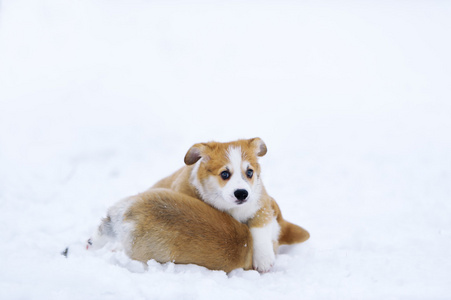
[271,196,310,244]
[125,189,253,272]
[88,138,308,272]
[151,138,309,251]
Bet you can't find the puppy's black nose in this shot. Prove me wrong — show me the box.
[234,189,248,201]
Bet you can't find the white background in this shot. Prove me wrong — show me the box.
[1,0,450,299]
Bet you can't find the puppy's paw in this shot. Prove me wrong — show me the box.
[253,251,275,273]
[85,236,108,251]
[86,238,93,250]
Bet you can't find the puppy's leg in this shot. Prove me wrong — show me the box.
[87,197,136,251]
[86,215,115,250]
[250,217,280,273]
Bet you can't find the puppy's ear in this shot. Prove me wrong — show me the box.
[249,137,267,157]
[184,143,207,165]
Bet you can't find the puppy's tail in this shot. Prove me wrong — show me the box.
[279,220,310,245]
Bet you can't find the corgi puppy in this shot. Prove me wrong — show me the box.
[87,188,253,272]
[151,138,309,272]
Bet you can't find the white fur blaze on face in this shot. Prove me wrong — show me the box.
[224,146,250,200]
[250,217,280,273]
[223,146,262,221]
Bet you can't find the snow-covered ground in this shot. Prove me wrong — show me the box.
[1,0,450,299]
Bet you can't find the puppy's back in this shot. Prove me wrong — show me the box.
[125,189,253,272]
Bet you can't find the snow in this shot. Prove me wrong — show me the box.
[1,0,450,299]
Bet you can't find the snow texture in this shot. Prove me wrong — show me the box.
[1,0,450,299]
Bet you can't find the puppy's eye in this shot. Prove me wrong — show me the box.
[220,171,231,180]
[246,169,254,179]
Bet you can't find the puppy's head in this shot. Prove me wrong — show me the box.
[184,138,267,213]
